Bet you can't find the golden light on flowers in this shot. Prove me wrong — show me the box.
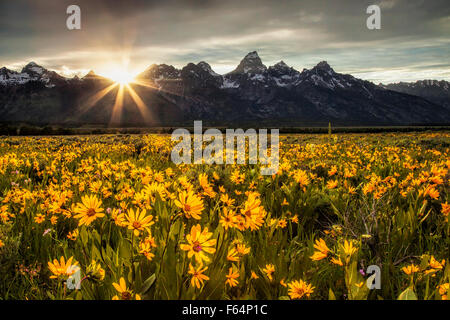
[240,192,266,231]
[220,207,237,230]
[34,213,45,224]
[287,279,315,299]
[442,202,449,221]
[188,263,209,289]
[326,180,338,189]
[429,256,445,270]
[180,224,217,264]
[225,267,239,288]
[86,260,105,281]
[139,235,157,261]
[293,169,310,189]
[310,238,330,261]
[330,257,343,266]
[125,207,154,237]
[424,256,445,275]
[67,229,79,241]
[175,190,204,220]
[227,241,250,262]
[112,277,141,300]
[0,131,449,300]
[262,264,275,281]
[438,283,449,300]
[199,173,216,198]
[48,256,78,279]
[73,194,105,226]
[342,240,358,257]
[402,264,420,275]
[220,194,235,206]
[328,165,338,176]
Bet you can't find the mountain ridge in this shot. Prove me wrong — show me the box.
[1,51,449,126]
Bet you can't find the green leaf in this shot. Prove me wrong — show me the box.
[398,287,417,300]
[329,288,336,300]
[80,227,89,247]
[141,273,156,294]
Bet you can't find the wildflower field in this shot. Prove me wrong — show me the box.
[0,132,448,300]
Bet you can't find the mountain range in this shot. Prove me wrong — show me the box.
[0,51,449,127]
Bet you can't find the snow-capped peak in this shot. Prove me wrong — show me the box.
[22,62,46,75]
[299,61,358,91]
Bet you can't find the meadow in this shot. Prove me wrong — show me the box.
[0,132,448,300]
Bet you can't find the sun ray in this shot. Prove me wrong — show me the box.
[132,78,186,98]
[110,84,125,126]
[78,82,118,115]
[125,84,158,125]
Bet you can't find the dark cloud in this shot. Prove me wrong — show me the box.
[0,0,449,82]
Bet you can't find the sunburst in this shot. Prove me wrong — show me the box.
[79,65,161,126]
[103,68,135,85]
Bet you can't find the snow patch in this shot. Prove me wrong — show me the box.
[221,78,240,88]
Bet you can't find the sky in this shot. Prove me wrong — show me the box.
[0,0,449,83]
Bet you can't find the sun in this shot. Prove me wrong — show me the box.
[103,67,135,85]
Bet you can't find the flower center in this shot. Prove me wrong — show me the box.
[184,204,191,212]
[193,241,202,252]
[121,291,131,300]
[132,221,142,229]
[87,208,96,217]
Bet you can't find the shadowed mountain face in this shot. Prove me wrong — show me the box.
[381,80,450,110]
[1,52,449,127]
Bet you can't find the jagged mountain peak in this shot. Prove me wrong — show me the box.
[0,67,15,75]
[414,79,449,88]
[298,61,362,91]
[197,61,219,76]
[231,51,267,74]
[22,61,46,75]
[316,60,330,68]
[81,70,109,82]
[25,61,39,67]
[274,60,289,68]
[0,54,449,126]
[82,70,98,79]
[312,61,335,74]
[381,80,450,108]
[383,79,450,89]
[137,63,181,81]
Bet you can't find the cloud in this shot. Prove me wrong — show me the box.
[0,0,449,82]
